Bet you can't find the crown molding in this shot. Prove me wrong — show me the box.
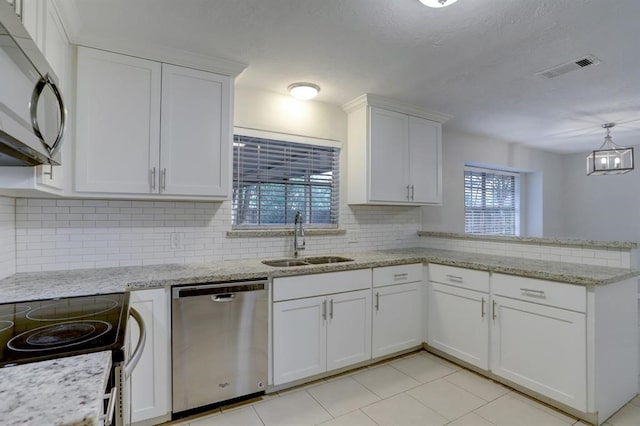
[342,93,452,123]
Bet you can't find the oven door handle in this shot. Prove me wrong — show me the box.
[124,307,146,378]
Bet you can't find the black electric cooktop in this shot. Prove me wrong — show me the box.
[0,292,130,367]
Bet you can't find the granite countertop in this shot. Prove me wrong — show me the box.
[1,248,638,304]
[0,248,637,424]
[0,351,112,426]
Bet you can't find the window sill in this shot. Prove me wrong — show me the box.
[226,228,347,238]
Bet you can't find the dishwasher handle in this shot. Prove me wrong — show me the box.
[172,280,267,299]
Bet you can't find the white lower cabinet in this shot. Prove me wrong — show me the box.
[272,295,326,385]
[272,289,371,385]
[428,283,489,370]
[129,288,171,425]
[372,264,423,358]
[490,295,586,411]
[272,269,372,386]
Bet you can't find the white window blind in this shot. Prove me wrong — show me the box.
[233,134,340,227]
[464,168,519,236]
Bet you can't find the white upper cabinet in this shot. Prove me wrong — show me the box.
[343,94,449,205]
[160,64,230,197]
[74,46,232,200]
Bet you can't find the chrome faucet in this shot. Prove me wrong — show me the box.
[293,211,305,258]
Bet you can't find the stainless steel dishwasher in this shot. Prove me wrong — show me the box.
[171,279,268,415]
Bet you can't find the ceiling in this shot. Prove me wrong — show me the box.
[55,0,640,153]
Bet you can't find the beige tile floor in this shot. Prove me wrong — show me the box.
[167,350,640,426]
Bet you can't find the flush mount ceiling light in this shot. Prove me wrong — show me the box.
[287,82,320,100]
[586,123,634,175]
[419,0,460,8]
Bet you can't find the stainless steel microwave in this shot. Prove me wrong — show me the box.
[0,0,67,166]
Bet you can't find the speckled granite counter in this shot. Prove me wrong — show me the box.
[0,248,637,304]
[0,351,111,426]
[0,248,638,424]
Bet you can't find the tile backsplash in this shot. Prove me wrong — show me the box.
[420,236,636,269]
[15,198,422,272]
[0,196,16,279]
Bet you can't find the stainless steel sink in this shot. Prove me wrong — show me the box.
[261,256,354,267]
[304,256,354,264]
[262,259,310,267]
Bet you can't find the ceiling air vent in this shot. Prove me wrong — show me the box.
[536,55,601,79]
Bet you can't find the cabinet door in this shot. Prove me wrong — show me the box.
[490,295,586,411]
[372,282,422,358]
[75,47,161,194]
[428,283,489,370]
[326,290,372,371]
[160,64,231,197]
[408,116,441,204]
[129,288,171,423]
[369,107,409,202]
[273,296,327,385]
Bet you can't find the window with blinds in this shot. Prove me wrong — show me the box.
[233,134,340,228]
[464,168,520,236]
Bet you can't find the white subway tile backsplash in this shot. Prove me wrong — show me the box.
[13,199,422,272]
[420,236,632,268]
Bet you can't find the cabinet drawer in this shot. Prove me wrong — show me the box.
[373,263,423,288]
[274,269,372,301]
[492,273,586,312]
[429,264,489,293]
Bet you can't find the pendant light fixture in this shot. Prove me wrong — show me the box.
[419,0,459,8]
[287,83,320,100]
[586,123,634,175]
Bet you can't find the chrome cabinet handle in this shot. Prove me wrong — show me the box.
[481,297,485,318]
[406,185,410,200]
[101,386,118,426]
[323,300,327,320]
[520,288,546,298]
[124,307,146,378]
[446,274,464,283]
[492,300,497,320]
[375,292,380,311]
[330,299,334,319]
[410,185,414,200]
[161,168,167,191]
[150,167,156,191]
[393,273,409,280]
[30,74,67,158]
[43,164,53,180]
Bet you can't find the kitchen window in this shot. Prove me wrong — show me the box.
[232,131,340,228]
[464,167,520,236]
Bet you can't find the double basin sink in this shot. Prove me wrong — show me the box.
[262,256,353,267]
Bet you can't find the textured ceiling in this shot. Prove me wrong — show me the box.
[55,0,640,153]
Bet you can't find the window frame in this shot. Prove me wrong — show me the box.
[464,166,521,236]
[232,127,341,230]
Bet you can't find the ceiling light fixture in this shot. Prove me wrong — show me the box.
[287,82,320,100]
[419,0,459,8]
[586,123,634,175]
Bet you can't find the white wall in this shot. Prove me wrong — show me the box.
[561,147,640,241]
[0,196,16,279]
[422,129,566,237]
[13,87,423,272]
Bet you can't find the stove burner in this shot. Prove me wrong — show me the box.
[27,298,118,321]
[0,320,13,333]
[7,320,112,352]
[0,305,30,319]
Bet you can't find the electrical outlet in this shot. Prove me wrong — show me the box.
[348,230,359,243]
[170,232,183,250]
